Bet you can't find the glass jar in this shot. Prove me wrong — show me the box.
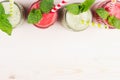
[92,0,120,29]
[59,3,92,31]
[0,1,25,28]
[28,0,58,28]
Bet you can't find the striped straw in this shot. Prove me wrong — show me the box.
[80,20,108,29]
[110,0,117,9]
[111,0,117,4]
[51,0,69,12]
[9,0,14,16]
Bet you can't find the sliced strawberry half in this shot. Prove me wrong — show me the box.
[28,1,58,28]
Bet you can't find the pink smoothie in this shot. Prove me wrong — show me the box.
[104,1,120,19]
[28,1,58,28]
[92,0,120,28]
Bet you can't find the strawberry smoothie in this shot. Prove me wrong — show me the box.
[28,1,57,28]
[92,0,120,28]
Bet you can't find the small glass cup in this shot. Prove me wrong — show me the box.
[28,0,58,28]
[0,1,25,28]
[59,3,92,31]
[92,0,120,29]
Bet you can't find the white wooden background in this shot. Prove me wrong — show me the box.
[0,0,120,80]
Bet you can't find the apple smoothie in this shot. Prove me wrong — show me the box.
[59,6,92,31]
[0,1,24,35]
[59,0,95,31]
[1,1,24,28]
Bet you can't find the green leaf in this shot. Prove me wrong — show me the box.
[65,4,80,15]
[108,16,114,25]
[81,0,95,12]
[108,16,120,29]
[96,8,109,19]
[65,0,95,15]
[0,14,9,20]
[0,19,12,35]
[28,9,42,24]
[79,4,85,13]
[0,3,13,35]
[0,3,5,14]
[40,0,54,13]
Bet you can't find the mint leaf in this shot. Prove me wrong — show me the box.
[81,0,95,12]
[0,3,5,14]
[112,17,120,29]
[108,16,114,25]
[0,18,12,35]
[96,8,109,19]
[79,4,85,13]
[0,3,12,35]
[108,16,120,29]
[0,14,9,20]
[65,4,80,15]
[40,0,54,13]
[65,0,95,15]
[28,9,42,24]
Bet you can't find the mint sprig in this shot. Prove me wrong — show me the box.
[28,0,54,24]
[96,8,109,19]
[81,0,95,12]
[65,0,95,15]
[96,8,120,29]
[40,0,54,13]
[28,9,42,24]
[65,4,80,15]
[0,3,5,14]
[108,16,120,29]
[0,3,12,35]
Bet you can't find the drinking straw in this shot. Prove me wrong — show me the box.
[80,20,108,29]
[110,0,116,9]
[111,0,117,4]
[51,0,69,12]
[9,0,14,16]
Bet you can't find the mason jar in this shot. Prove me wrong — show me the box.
[0,1,25,28]
[59,3,92,31]
[92,0,120,29]
[28,0,58,28]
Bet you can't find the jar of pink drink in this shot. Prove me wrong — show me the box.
[92,0,120,29]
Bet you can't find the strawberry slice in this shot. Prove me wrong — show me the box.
[28,1,57,28]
